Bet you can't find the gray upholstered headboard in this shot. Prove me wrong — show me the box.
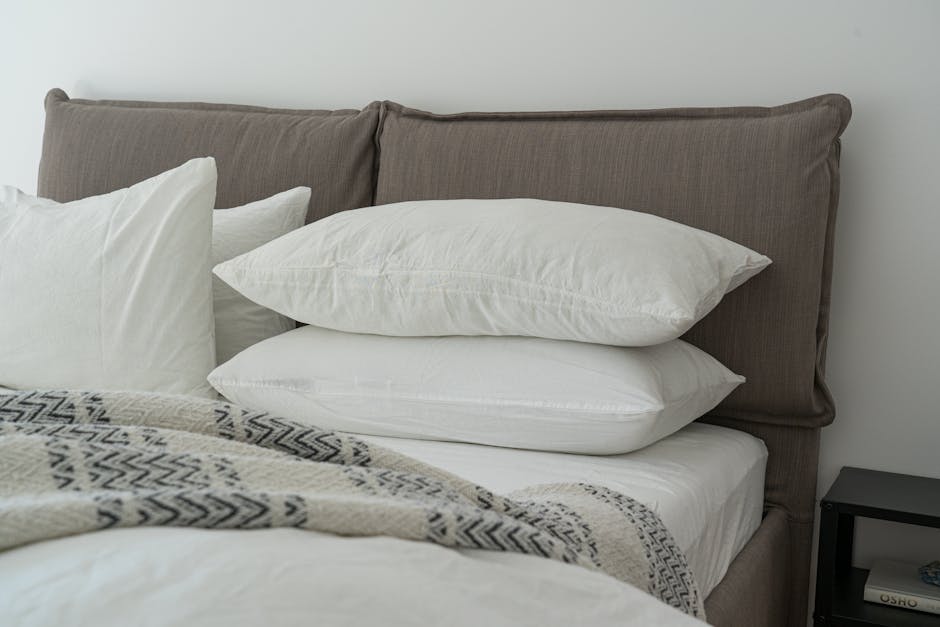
[37,89,851,625]
[38,89,849,431]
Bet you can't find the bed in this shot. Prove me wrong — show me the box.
[0,89,850,626]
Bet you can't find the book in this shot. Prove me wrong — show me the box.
[864,559,940,616]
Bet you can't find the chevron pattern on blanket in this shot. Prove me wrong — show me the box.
[0,389,705,618]
[580,484,703,616]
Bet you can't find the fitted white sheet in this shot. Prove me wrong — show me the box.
[363,422,767,597]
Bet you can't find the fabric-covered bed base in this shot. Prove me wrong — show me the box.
[705,507,790,626]
[702,418,821,626]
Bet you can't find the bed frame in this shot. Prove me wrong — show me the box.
[36,88,850,626]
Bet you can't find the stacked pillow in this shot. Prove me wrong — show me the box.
[1,159,769,454]
[210,198,771,454]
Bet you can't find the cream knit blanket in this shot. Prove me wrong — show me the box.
[0,390,703,618]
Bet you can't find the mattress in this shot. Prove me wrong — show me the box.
[363,422,767,597]
[0,384,764,598]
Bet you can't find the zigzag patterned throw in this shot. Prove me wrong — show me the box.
[0,390,704,618]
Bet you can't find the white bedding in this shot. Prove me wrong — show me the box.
[0,527,706,627]
[0,387,762,626]
[363,422,767,598]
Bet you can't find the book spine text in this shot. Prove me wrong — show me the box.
[864,586,940,615]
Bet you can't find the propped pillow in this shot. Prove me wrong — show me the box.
[0,158,217,397]
[208,325,744,455]
[214,198,771,347]
[213,188,310,363]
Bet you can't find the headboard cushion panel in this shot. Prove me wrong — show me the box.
[38,89,380,221]
[37,89,850,428]
[375,96,850,427]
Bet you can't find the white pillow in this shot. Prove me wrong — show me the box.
[213,188,310,364]
[214,198,771,347]
[208,325,744,455]
[0,158,217,397]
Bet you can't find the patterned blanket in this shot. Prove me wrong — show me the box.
[0,390,704,618]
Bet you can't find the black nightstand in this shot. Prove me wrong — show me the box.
[814,467,940,626]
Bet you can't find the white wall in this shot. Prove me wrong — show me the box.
[3,0,939,602]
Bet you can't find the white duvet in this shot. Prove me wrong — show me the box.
[0,527,705,626]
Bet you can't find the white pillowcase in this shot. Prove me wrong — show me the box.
[214,198,771,347]
[208,325,744,455]
[0,158,217,397]
[213,188,310,364]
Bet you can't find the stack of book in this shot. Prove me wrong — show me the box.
[864,559,940,616]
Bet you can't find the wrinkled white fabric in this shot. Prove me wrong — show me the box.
[214,198,770,346]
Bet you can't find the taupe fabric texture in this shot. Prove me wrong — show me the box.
[704,507,789,627]
[38,89,380,222]
[375,97,851,427]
